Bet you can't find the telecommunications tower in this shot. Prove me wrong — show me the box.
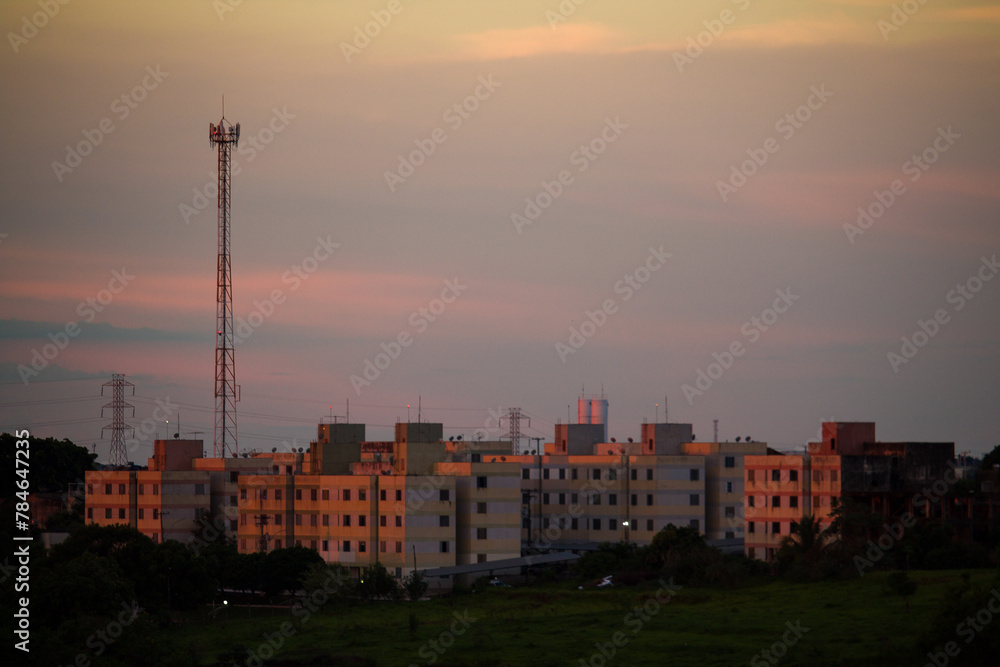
[210,112,240,458]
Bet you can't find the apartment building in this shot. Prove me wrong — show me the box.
[744,422,955,561]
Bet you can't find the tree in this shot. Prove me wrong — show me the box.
[884,571,917,612]
[260,545,324,597]
[980,443,1000,471]
[403,570,428,601]
[0,432,96,495]
[776,514,832,567]
[358,563,402,601]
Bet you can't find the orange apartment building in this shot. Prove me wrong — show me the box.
[744,422,955,562]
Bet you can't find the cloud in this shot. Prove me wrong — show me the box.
[453,23,622,60]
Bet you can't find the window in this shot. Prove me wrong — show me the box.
[646,469,653,481]
[477,502,486,514]
[571,518,579,530]
[591,494,601,506]
[153,509,159,520]
[631,494,637,506]
[343,515,351,527]
[87,508,93,519]
[87,484,94,495]
[771,521,780,535]
[380,489,386,501]
[631,469,637,481]
[831,471,838,482]
[359,489,366,501]
[813,470,822,482]
[593,519,602,530]
[310,540,317,550]
[311,489,318,501]
[295,490,301,501]
[522,517,530,529]
[275,489,282,501]
[726,482,734,493]
[439,515,449,527]
[359,541,366,553]
[725,531,735,539]
[105,508,112,519]
[241,514,247,526]
[230,520,237,532]
[343,541,351,552]
[396,542,402,553]
[646,494,653,506]
[138,484,144,496]
[440,541,449,553]
[543,493,550,505]
[646,519,653,532]
[395,516,402,527]
[543,468,549,480]
[477,527,487,540]
[275,539,283,549]
[559,468,566,480]
[240,489,247,501]
[153,484,159,496]
[396,490,402,501]
[261,489,268,500]
[608,493,617,506]
[690,494,700,506]
[275,514,282,526]
[477,554,487,563]
[571,493,578,505]
[322,514,329,527]
[771,470,780,482]
[608,469,617,481]
[323,540,329,552]
[790,496,798,508]
[477,476,487,489]
[789,470,798,482]
[748,496,756,507]
[725,507,735,518]
[724,456,735,468]
[105,484,112,495]
[323,489,329,501]
[592,468,601,480]
[380,540,386,553]
[295,514,302,526]
[558,493,565,505]
[572,468,578,480]
[118,484,125,494]
[689,519,699,531]
[609,519,617,531]
[522,469,530,480]
[343,489,351,501]
[690,469,699,481]
[359,515,366,527]
[771,496,780,508]
[748,522,755,533]
[747,470,755,482]
[230,495,237,506]
[310,515,318,527]
[380,515,387,527]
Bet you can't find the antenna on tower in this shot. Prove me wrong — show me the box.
[101,374,135,469]
[209,106,241,458]
[713,419,719,444]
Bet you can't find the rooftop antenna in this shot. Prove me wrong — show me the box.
[655,402,658,423]
[713,419,719,444]
[418,395,421,423]
[664,396,668,423]
[210,99,241,458]
[346,398,349,423]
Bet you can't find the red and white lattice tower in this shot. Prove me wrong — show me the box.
[210,114,240,458]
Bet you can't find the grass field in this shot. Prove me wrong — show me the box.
[166,570,998,667]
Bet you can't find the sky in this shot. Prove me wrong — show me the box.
[1,0,998,464]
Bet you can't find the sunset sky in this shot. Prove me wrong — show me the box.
[1,0,998,463]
